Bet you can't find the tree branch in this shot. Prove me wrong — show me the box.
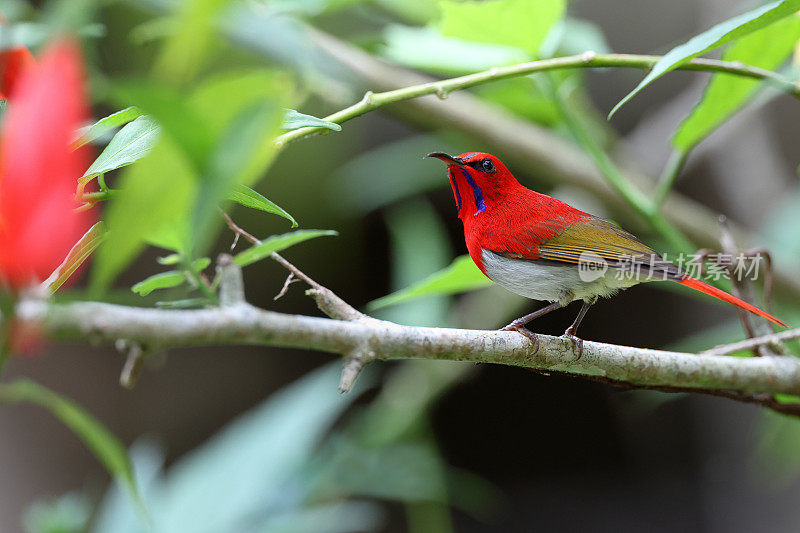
[274,52,800,147]
[13,296,800,410]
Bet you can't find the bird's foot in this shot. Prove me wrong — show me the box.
[561,328,584,360]
[501,324,540,354]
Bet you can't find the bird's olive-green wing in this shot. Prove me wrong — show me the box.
[538,217,657,265]
[497,217,681,278]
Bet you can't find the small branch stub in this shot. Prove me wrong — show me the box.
[217,254,245,307]
[116,339,145,389]
[339,344,375,394]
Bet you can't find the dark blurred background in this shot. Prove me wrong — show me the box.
[3,0,800,531]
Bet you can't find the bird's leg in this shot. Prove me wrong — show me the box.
[501,302,563,352]
[561,299,594,359]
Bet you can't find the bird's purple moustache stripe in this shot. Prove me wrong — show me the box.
[460,168,485,214]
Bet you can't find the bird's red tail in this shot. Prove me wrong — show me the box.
[678,276,787,327]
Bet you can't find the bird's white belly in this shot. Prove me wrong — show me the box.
[481,249,638,305]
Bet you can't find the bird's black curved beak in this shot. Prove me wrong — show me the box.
[425,152,463,166]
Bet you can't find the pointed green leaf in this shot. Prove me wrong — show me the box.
[439,0,565,56]
[24,493,92,533]
[0,380,146,519]
[131,258,209,296]
[157,254,182,265]
[154,0,233,85]
[188,71,290,255]
[151,363,367,532]
[228,184,297,227]
[131,271,186,296]
[673,15,800,150]
[610,0,800,118]
[192,101,277,254]
[81,115,160,182]
[281,109,341,131]
[191,257,211,272]
[74,107,144,149]
[92,138,196,291]
[381,25,528,74]
[112,82,213,173]
[41,222,106,294]
[368,254,492,310]
[233,229,337,267]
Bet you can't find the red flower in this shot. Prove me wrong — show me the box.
[0,40,94,289]
[0,45,35,100]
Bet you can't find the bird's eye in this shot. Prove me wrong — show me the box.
[480,158,494,173]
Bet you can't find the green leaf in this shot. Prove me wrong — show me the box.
[154,0,232,85]
[377,199,452,327]
[157,254,181,265]
[131,271,186,296]
[233,229,337,267]
[41,221,106,294]
[189,70,292,145]
[439,0,565,56]
[672,15,800,150]
[96,71,291,288]
[92,138,196,291]
[281,109,341,131]
[475,78,560,126]
[91,363,369,532]
[609,0,800,118]
[0,380,145,518]
[188,70,291,254]
[131,258,209,296]
[774,393,800,404]
[542,16,613,57]
[228,184,297,227]
[191,257,211,271]
[24,493,92,533]
[74,107,144,148]
[192,101,278,254]
[368,254,492,310]
[112,82,213,172]
[81,115,160,183]
[381,25,528,74]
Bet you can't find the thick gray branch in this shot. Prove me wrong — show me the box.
[15,299,800,397]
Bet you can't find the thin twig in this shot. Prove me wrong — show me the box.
[717,217,784,356]
[702,328,800,356]
[221,210,364,321]
[221,210,261,246]
[273,273,297,301]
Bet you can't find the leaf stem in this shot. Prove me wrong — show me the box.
[654,148,690,209]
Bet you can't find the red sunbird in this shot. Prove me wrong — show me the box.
[427,151,787,355]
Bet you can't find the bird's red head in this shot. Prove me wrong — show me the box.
[426,151,522,218]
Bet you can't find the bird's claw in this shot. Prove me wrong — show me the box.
[501,325,540,355]
[561,330,584,360]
